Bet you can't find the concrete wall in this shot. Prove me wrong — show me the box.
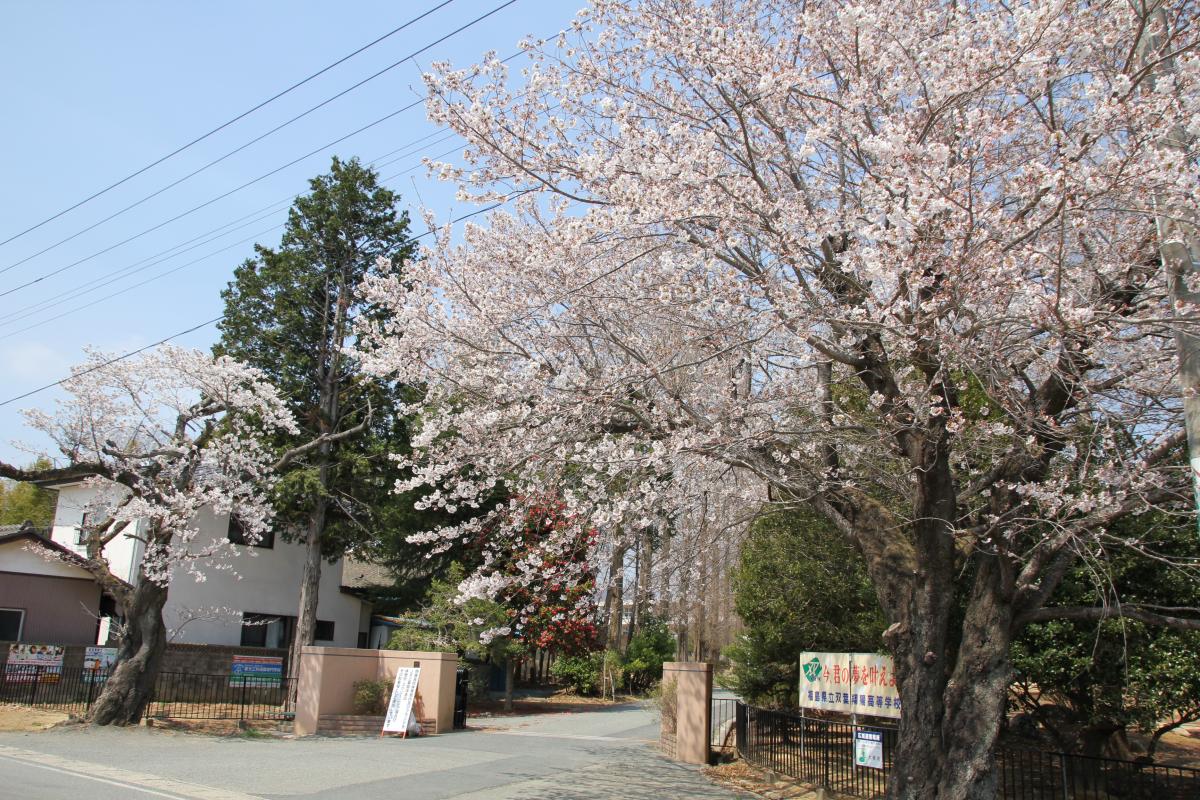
[48,483,368,649]
[294,646,459,737]
[662,661,713,765]
[0,572,100,644]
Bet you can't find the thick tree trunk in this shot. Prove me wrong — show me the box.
[503,658,515,712]
[289,492,328,691]
[606,544,626,651]
[89,579,168,725]
[830,443,1018,799]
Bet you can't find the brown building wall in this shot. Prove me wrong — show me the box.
[0,640,290,674]
[0,571,100,645]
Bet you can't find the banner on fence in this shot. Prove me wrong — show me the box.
[5,643,64,683]
[798,652,901,719]
[229,654,283,687]
[383,667,421,736]
[855,729,885,769]
[83,646,117,683]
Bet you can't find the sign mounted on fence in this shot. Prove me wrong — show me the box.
[83,646,117,683]
[5,643,64,683]
[799,652,901,719]
[854,729,885,769]
[382,667,421,737]
[229,655,283,687]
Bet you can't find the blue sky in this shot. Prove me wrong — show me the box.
[0,0,584,465]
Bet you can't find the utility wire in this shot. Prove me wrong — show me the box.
[0,0,519,280]
[0,101,421,298]
[0,0,460,251]
[0,200,508,409]
[0,128,460,325]
[0,141,459,333]
[0,317,226,409]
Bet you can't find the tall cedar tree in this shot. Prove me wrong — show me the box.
[217,157,414,679]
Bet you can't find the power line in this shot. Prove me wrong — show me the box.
[0,128,460,325]
[0,0,460,251]
[0,200,509,409]
[0,225,285,342]
[0,202,292,328]
[0,316,225,409]
[0,0,520,281]
[0,100,420,298]
[0,140,457,334]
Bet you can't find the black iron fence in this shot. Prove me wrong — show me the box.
[1,664,295,722]
[996,747,1200,800]
[735,703,1200,800]
[738,703,895,798]
[711,697,738,752]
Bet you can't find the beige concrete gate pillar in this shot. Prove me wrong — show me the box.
[662,661,712,765]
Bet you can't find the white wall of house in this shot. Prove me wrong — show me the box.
[0,538,93,580]
[47,482,368,649]
[50,483,143,584]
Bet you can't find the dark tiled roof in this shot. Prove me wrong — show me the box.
[341,557,394,589]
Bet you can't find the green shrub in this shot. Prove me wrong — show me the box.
[624,619,676,693]
[551,653,603,695]
[352,679,391,715]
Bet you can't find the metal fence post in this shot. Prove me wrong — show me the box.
[27,667,40,705]
[823,716,830,790]
[239,677,247,723]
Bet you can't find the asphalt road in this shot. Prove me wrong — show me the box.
[0,704,747,800]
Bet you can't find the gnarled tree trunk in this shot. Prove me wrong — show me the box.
[88,579,168,725]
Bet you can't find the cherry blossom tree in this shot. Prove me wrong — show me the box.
[358,1,1200,797]
[0,346,302,725]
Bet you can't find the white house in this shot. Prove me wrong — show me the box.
[42,478,373,650]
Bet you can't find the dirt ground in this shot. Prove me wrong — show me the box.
[0,703,69,732]
[704,762,840,800]
[468,691,641,718]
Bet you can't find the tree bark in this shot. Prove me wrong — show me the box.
[289,488,329,690]
[88,578,168,725]
[503,658,515,712]
[605,543,627,652]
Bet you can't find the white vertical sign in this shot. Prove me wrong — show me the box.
[382,667,421,735]
[855,729,884,769]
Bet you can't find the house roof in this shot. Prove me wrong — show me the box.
[0,522,130,591]
[340,557,394,590]
[0,523,92,571]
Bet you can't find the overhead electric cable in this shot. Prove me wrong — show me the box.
[0,225,284,341]
[0,129,457,324]
[0,0,460,250]
[0,200,509,409]
[0,137,457,328]
[0,0,520,279]
[0,100,431,299]
[0,316,226,409]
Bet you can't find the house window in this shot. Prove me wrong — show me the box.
[0,608,25,641]
[314,620,335,642]
[240,613,294,648]
[227,517,274,549]
[75,512,91,545]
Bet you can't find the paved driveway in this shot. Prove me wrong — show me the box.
[0,704,747,799]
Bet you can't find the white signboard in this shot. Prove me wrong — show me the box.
[83,646,117,683]
[855,729,884,769]
[382,667,421,735]
[799,651,901,719]
[5,644,64,683]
